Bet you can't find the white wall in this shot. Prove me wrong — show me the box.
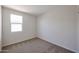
[77,14,79,52]
[37,6,77,52]
[2,7,36,46]
[0,6,2,51]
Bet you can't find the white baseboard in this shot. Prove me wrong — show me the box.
[37,35,76,52]
[2,36,36,47]
[2,34,77,52]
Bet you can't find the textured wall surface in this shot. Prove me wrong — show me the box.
[2,7,37,46]
[37,6,77,52]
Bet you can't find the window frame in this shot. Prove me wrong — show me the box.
[10,14,23,32]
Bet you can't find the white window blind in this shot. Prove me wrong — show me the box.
[10,14,23,32]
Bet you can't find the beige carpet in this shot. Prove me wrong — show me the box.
[2,38,73,53]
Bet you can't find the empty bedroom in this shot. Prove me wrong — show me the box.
[0,5,79,53]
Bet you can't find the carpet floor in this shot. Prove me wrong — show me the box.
[2,38,73,53]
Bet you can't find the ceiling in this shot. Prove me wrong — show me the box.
[3,5,53,16]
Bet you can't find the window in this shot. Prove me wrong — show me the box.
[10,14,23,32]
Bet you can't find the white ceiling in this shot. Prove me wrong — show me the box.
[3,5,53,16]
